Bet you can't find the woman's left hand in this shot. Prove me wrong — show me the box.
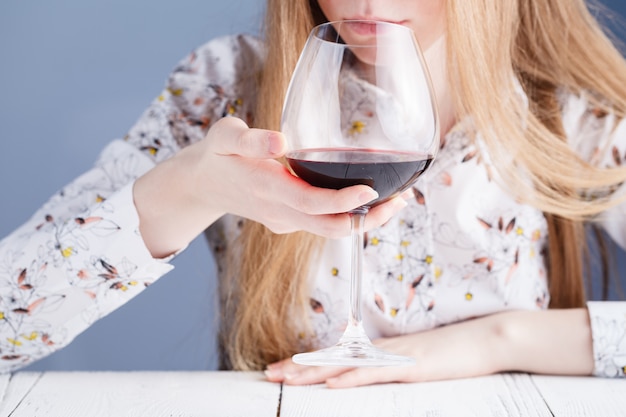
[264,313,505,388]
[264,309,593,388]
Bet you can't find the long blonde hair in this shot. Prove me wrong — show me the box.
[220,0,626,370]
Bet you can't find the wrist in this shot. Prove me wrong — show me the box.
[484,311,519,374]
[133,152,223,258]
[488,309,594,375]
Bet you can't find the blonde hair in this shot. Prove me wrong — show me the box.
[220,0,626,370]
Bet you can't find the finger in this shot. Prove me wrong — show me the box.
[207,117,286,158]
[288,183,379,216]
[399,188,415,200]
[363,196,408,230]
[263,358,312,382]
[264,357,353,385]
[258,186,397,238]
[264,359,344,384]
[286,191,407,237]
[325,366,412,388]
[259,166,379,216]
[283,365,353,386]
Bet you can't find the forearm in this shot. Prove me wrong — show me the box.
[0,141,174,372]
[494,308,594,376]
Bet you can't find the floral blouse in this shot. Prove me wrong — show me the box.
[0,34,624,377]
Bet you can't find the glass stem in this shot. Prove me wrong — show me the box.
[339,206,371,349]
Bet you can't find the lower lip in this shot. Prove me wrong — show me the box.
[343,20,405,36]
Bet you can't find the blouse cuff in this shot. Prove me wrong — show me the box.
[587,301,626,378]
[89,181,177,275]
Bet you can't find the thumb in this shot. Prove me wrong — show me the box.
[206,116,286,158]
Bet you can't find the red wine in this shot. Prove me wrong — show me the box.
[286,148,433,207]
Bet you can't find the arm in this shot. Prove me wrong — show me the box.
[0,140,171,373]
[0,34,408,372]
[265,308,596,387]
[497,308,594,375]
[0,36,251,372]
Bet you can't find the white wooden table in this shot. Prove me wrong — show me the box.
[0,371,624,416]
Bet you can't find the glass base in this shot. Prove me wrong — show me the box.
[292,341,415,367]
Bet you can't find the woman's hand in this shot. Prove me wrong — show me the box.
[265,313,504,388]
[134,117,409,258]
[264,309,594,388]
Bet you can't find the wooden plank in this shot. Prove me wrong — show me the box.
[280,373,552,417]
[6,371,280,417]
[0,374,10,406]
[531,375,626,417]
[0,372,42,417]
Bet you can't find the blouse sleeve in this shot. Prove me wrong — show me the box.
[587,302,626,377]
[562,92,626,378]
[0,34,263,373]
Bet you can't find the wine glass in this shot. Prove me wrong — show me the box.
[281,20,440,366]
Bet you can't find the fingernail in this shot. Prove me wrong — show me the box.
[283,371,301,381]
[395,198,408,209]
[268,133,284,155]
[359,189,379,205]
[400,189,415,200]
[264,365,283,380]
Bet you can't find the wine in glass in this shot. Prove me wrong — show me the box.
[281,20,440,366]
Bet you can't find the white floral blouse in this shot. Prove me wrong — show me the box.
[0,35,625,377]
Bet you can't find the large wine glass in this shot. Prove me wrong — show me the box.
[281,20,440,366]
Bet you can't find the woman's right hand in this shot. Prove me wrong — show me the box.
[134,117,408,258]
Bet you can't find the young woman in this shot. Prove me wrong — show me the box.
[0,0,625,388]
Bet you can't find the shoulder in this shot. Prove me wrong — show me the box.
[170,34,265,86]
[197,33,264,59]
[123,34,266,156]
[165,34,265,128]
[195,34,264,70]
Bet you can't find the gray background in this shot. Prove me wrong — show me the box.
[0,1,625,371]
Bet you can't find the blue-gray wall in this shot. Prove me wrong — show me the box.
[0,1,624,371]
